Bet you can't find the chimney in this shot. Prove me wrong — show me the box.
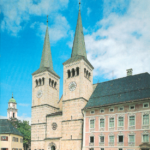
[126,68,133,76]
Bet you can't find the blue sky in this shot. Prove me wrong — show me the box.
[0,0,150,123]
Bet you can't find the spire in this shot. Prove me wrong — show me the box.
[71,2,87,58]
[40,18,53,70]
[12,92,13,98]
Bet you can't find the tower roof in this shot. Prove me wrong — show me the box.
[32,21,59,78]
[71,9,87,58]
[9,93,16,103]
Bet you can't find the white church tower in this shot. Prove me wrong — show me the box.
[7,93,18,119]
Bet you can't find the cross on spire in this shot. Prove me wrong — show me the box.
[47,15,48,26]
[79,0,81,10]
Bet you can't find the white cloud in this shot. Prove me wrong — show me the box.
[30,14,70,42]
[18,103,29,107]
[85,0,150,79]
[87,7,91,16]
[0,0,69,36]
[0,116,7,119]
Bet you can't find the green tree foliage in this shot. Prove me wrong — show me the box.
[10,118,31,149]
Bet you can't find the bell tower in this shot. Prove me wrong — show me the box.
[61,2,94,150]
[31,17,60,149]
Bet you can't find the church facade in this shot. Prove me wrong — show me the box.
[31,6,150,150]
[31,8,94,150]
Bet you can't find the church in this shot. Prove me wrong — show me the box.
[31,3,150,150]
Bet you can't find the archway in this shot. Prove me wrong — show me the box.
[51,146,55,150]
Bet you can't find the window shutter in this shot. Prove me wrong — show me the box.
[6,136,8,141]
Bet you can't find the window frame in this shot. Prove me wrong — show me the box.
[100,118,105,128]
[118,116,124,127]
[143,103,149,108]
[90,110,95,114]
[1,136,8,141]
[129,105,135,110]
[142,114,149,126]
[118,106,124,111]
[118,135,124,143]
[89,119,95,129]
[128,134,135,143]
[99,135,105,143]
[109,135,114,143]
[100,109,105,113]
[142,134,149,142]
[109,107,114,112]
[128,115,136,127]
[109,117,115,128]
[89,136,94,143]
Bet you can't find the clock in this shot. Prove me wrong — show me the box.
[37,90,42,98]
[69,81,77,91]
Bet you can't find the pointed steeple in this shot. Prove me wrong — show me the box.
[40,26,53,70]
[32,16,60,78]
[71,3,87,58]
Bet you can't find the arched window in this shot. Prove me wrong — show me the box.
[39,79,41,86]
[52,80,54,87]
[42,78,45,85]
[84,68,86,77]
[49,78,51,86]
[86,70,89,78]
[13,113,15,118]
[88,73,91,80]
[54,82,57,88]
[72,68,75,77]
[76,67,79,76]
[67,70,71,78]
[35,80,38,86]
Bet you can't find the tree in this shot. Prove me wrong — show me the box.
[10,118,31,150]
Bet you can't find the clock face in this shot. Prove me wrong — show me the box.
[69,81,77,91]
[37,90,42,98]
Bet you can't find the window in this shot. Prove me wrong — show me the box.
[143,103,149,108]
[143,114,149,125]
[100,136,104,143]
[90,110,95,114]
[130,105,135,110]
[100,119,105,128]
[90,119,95,129]
[109,136,114,143]
[143,134,149,142]
[12,137,15,141]
[129,116,135,126]
[129,135,135,143]
[119,149,123,150]
[109,118,114,127]
[118,106,124,111]
[89,149,94,150]
[100,109,104,113]
[1,136,8,141]
[20,138,23,143]
[109,108,114,112]
[90,136,94,143]
[101,149,104,150]
[118,135,123,143]
[118,117,124,126]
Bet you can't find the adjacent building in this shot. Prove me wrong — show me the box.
[82,71,150,150]
[0,119,23,150]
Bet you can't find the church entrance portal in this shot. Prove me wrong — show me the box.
[51,146,55,150]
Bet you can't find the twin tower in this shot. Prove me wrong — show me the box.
[31,8,94,150]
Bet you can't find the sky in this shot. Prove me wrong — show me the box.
[0,0,150,124]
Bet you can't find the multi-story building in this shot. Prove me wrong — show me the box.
[0,119,23,150]
[83,70,150,150]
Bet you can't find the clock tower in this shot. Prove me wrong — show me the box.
[61,6,94,149]
[31,22,60,148]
